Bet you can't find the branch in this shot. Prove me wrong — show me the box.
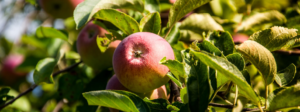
[0,61,83,110]
[168,80,182,103]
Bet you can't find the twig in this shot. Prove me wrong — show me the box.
[0,61,83,110]
[52,100,65,112]
[168,80,182,103]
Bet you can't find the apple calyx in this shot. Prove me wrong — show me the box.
[133,50,142,58]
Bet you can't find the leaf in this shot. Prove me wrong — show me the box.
[208,31,235,56]
[144,0,160,13]
[268,84,300,111]
[182,49,213,112]
[58,73,85,102]
[96,37,110,53]
[36,27,68,42]
[226,53,245,71]
[93,9,140,35]
[74,0,144,29]
[144,99,170,112]
[167,0,212,28]
[180,87,188,104]
[139,12,161,34]
[275,64,296,87]
[237,40,277,85]
[164,23,181,45]
[179,13,224,35]
[16,55,43,72]
[160,57,186,79]
[282,35,300,49]
[33,58,56,84]
[189,50,261,106]
[197,40,223,57]
[166,72,183,88]
[83,90,148,112]
[0,38,13,57]
[249,26,298,51]
[237,10,286,31]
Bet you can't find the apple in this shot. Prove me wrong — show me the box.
[146,85,167,100]
[77,22,121,71]
[106,75,129,91]
[39,0,84,19]
[169,0,176,4]
[113,32,175,93]
[0,54,26,85]
[232,33,249,44]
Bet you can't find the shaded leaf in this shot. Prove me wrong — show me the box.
[74,0,144,29]
[144,99,170,112]
[226,53,244,71]
[36,27,69,42]
[249,26,298,51]
[33,58,56,84]
[237,40,277,85]
[83,90,148,112]
[93,9,140,36]
[58,73,85,102]
[167,0,211,28]
[182,49,212,112]
[197,40,223,57]
[208,31,235,56]
[179,13,223,35]
[275,64,296,87]
[164,23,181,45]
[237,10,286,31]
[268,84,300,111]
[0,38,13,57]
[189,50,261,106]
[139,12,161,34]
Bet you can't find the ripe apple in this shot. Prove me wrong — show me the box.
[232,33,249,44]
[106,75,129,91]
[77,22,120,71]
[0,54,27,85]
[146,85,167,100]
[113,32,175,93]
[39,0,84,19]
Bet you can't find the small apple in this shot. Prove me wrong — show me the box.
[232,33,249,44]
[106,75,128,91]
[39,0,84,19]
[77,22,120,71]
[0,54,27,85]
[113,32,175,93]
[146,85,167,100]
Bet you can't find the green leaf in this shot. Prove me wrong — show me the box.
[93,9,140,35]
[74,0,144,29]
[33,58,56,84]
[166,72,183,88]
[197,40,223,57]
[249,26,298,51]
[139,12,161,34]
[172,102,190,112]
[160,57,186,80]
[237,10,286,31]
[36,27,68,42]
[144,99,169,112]
[96,37,110,53]
[189,50,261,106]
[167,0,211,28]
[282,35,300,49]
[275,64,296,87]
[226,53,245,71]
[144,0,160,13]
[0,87,10,96]
[58,73,85,102]
[180,87,188,104]
[179,13,224,35]
[208,31,235,56]
[83,90,148,112]
[237,40,277,85]
[268,84,300,111]
[0,38,13,57]
[164,23,181,45]
[182,49,213,112]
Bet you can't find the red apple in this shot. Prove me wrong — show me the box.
[232,33,249,44]
[113,32,175,93]
[169,0,176,4]
[106,75,128,91]
[77,22,120,71]
[146,85,167,100]
[0,54,26,85]
[39,0,84,19]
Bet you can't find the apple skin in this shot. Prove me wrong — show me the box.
[232,33,249,44]
[39,0,84,19]
[146,85,167,100]
[113,32,175,93]
[0,54,27,85]
[77,22,120,71]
